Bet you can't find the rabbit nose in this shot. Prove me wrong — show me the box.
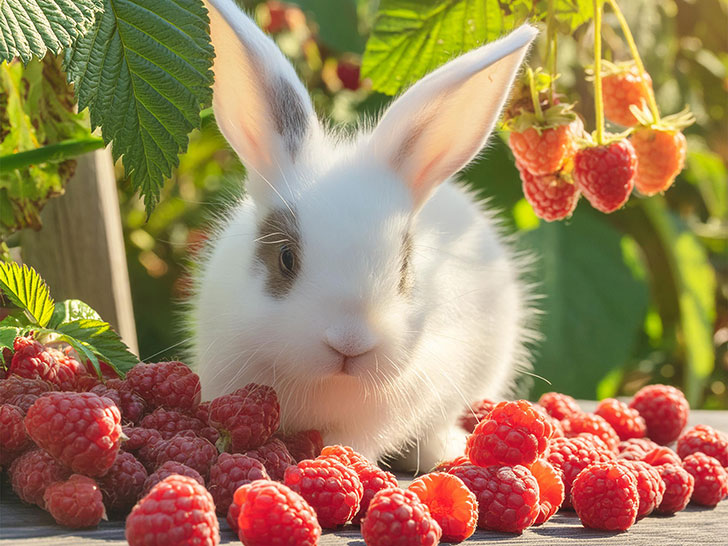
[324,326,378,358]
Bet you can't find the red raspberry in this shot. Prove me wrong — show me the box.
[571,461,639,530]
[234,480,321,546]
[618,437,661,460]
[72,373,103,392]
[351,463,399,524]
[121,426,164,471]
[9,449,71,507]
[573,139,637,213]
[0,375,53,402]
[283,457,363,528]
[139,407,218,443]
[209,383,280,452]
[629,384,689,444]
[5,393,42,413]
[450,464,539,533]
[433,455,470,473]
[126,475,219,546]
[90,384,146,425]
[10,337,85,390]
[562,412,620,452]
[277,429,323,461]
[193,400,211,423]
[362,487,441,546]
[602,62,653,127]
[617,459,665,518]
[631,128,687,195]
[466,399,553,467]
[408,472,477,542]
[537,392,581,420]
[573,432,612,453]
[336,59,361,91]
[97,452,147,513]
[530,459,565,525]
[518,164,580,222]
[682,453,728,506]
[677,424,728,467]
[0,404,31,465]
[43,474,106,528]
[152,433,218,480]
[320,444,371,468]
[245,437,295,480]
[143,460,205,495]
[125,361,201,411]
[208,453,269,515]
[642,446,682,467]
[458,398,496,433]
[595,398,647,441]
[657,463,694,514]
[25,392,121,477]
[546,436,612,508]
[509,121,579,176]
[262,1,291,33]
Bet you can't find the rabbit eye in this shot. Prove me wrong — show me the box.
[279,245,296,275]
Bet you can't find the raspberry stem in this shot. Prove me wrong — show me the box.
[527,67,544,122]
[605,0,661,123]
[592,0,604,145]
[546,0,557,103]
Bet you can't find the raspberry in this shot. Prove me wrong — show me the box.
[0,404,31,465]
[351,463,399,524]
[25,392,122,477]
[642,446,682,467]
[602,62,653,127]
[629,384,689,444]
[361,487,441,546]
[234,480,321,546]
[509,121,579,176]
[90,384,146,425]
[143,461,205,495]
[336,59,361,91]
[631,127,687,195]
[43,474,106,528]
[458,398,496,433]
[518,163,580,221]
[5,393,42,413]
[450,464,539,533]
[139,407,218,443]
[574,432,612,453]
[433,455,470,473]
[537,392,581,420]
[546,436,612,508]
[10,449,71,507]
[595,398,647,441]
[573,139,637,213]
[209,383,280,452]
[466,399,553,467]
[152,433,218,480]
[277,429,323,461]
[530,459,565,525]
[682,453,728,506]
[562,412,620,452]
[0,375,53,402]
[193,400,211,423]
[283,456,363,528]
[126,475,219,546]
[208,453,269,515]
[125,361,201,411]
[618,459,665,518]
[245,437,295,480]
[97,452,147,513]
[408,472,477,542]
[320,444,371,468]
[657,463,694,514]
[9,337,85,390]
[677,424,728,467]
[121,426,164,470]
[571,461,639,530]
[618,437,661,460]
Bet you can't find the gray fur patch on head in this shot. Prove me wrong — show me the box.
[268,76,309,157]
[254,208,301,298]
[399,231,413,295]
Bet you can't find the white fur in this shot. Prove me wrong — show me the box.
[191,0,537,469]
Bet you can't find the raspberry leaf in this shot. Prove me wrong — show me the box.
[0,262,55,328]
[48,299,102,329]
[55,319,138,377]
[0,326,22,352]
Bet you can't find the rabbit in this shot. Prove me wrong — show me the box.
[191,0,538,471]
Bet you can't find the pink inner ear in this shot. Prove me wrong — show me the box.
[411,149,448,201]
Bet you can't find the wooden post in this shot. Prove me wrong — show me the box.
[20,148,139,355]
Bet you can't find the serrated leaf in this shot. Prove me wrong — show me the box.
[49,299,102,329]
[0,262,55,327]
[0,326,21,352]
[0,0,103,64]
[56,319,138,376]
[64,0,214,214]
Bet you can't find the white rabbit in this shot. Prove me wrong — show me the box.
[191,0,538,470]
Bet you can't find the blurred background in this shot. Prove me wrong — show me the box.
[87,0,726,407]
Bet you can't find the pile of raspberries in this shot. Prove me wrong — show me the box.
[1,334,727,545]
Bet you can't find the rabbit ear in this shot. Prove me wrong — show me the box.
[205,0,316,200]
[370,25,538,208]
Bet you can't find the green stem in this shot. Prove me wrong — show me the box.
[527,68,544,122]
[593,0,605,145]
[606,0,660,123]
[547,0,556,103]
[0,136,106,173]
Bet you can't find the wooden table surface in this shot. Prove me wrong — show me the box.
[2,403,727,545]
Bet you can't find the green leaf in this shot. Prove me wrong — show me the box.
[521,211,649,399]
[362,0,514,95]
[49,299,103,329]
[56,319,138,376]
[0,326,21,352]
[0,262,55,327]
[64,0,214,214]
[0,0,103,64]
[293,0,365,53]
